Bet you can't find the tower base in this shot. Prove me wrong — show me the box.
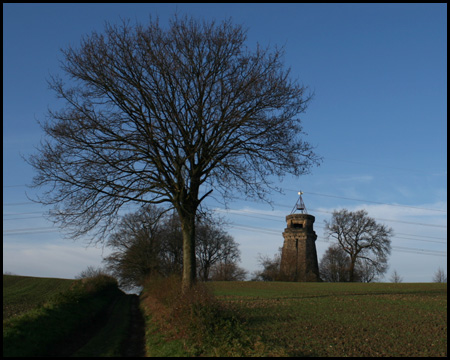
[280,214,321,282]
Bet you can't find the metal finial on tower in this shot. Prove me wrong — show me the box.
[291,191,308,214]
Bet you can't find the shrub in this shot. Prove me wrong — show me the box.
[74,266,119,294]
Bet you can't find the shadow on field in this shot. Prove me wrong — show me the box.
[49,295,121,357]
[121,294,146,357]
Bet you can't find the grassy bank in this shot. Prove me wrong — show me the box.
[3,274,124,357]
[139,276,262,357]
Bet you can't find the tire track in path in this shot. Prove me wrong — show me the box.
[121,294,146,357]
[51,293,146,357]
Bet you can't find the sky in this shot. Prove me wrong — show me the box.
[3,3,447,283]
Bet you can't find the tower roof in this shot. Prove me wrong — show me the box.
[291,191,308,214]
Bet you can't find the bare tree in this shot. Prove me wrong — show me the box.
[27,16,320,291]
[104,205,241,287]
[355,256,388,283]
[324,209,393,282]
[195,215,240,281]
[210,262,248,281]
[320,242,388,283]
[389,270,403,283]
[157,212,184,277]
[104,204,165,288]
[252,250,283,281]
[319,244,350,282]
[432,267,447,283]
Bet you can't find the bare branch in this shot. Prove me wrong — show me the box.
[27,16,320,289]
[324,209,393,282]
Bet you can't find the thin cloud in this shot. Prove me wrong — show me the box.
[335,175,374,183]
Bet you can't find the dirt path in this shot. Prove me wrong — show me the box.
[50,293,146,357]
[121,294,146,357]
[49,295,121,357]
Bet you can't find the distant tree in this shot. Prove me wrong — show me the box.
[103,205,240,287]
[389,270,403,283]
[27,16,320,291]
[252,250,283,281]
[319,244,350,282]
[324,209,393,282]
[210,262,248,281]
[432,267,447,283]
[320,242,387,283]
[196,215,241,281]
[103,205,166,289]
[157,212,184,277]
[75,265,110,279]
[355,257,387,283]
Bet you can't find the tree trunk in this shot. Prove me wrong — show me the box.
[348,256,356,282]
[180,210,197,293]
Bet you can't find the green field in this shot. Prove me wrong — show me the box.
[208,281,447,357]
[3,275,76,320]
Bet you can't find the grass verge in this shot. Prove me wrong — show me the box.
[139,276,271,356]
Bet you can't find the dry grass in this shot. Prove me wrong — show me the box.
[140,276,272,356]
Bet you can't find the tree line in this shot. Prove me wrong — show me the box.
[88,206,444,285]
[103,205,247,290]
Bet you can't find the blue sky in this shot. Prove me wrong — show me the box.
[3,3,447,282]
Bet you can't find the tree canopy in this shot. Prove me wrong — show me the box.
[324,209,393,282]
[28,16,320,290]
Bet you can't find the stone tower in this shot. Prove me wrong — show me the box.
[280,193,321,282]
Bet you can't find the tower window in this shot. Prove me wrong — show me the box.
[292,223,303,229]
